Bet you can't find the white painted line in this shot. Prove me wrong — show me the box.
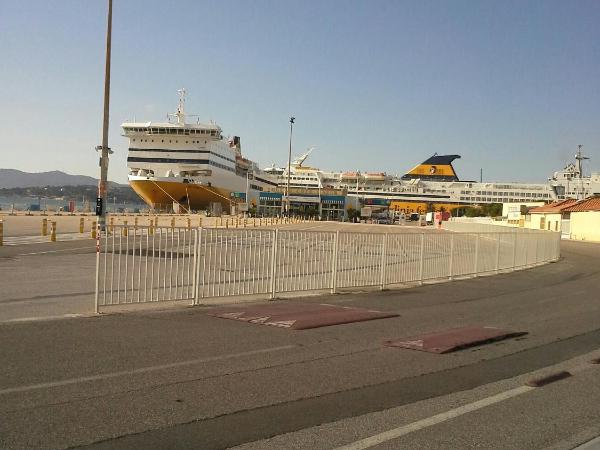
[0,345,295,395]
[18,246,94,256]
[3,314,85,323]
[573,436,600,450]
[334,385,535,450]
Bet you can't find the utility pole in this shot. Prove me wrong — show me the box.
[96,0,113,230]
[575,144,589,200]
[285,116,295,216]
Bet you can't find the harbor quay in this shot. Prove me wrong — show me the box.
[0,212,319,242]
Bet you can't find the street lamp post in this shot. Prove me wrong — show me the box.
[285,116,295,216]
[246,171,251,216]
[96,0,113,230]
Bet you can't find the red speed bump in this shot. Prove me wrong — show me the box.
[207,302,399,330]
[384,326,527,354]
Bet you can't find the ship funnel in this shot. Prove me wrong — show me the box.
[401,154,461,181]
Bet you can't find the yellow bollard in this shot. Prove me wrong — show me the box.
[41,218,48,236]
[226,218,229,229]
[199,217,202,228]
[134,217,138,230]
[110,216,114,232]
[187,217,191,230]
[123,220,128,237]
[149,218,154,235]
[0,220,3,246]
[50,221,57,242]
[79,217,84,233]
[170,217,175,229]
[91,221,97,239]
[244,218,247,228]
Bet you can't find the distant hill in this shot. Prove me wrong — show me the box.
[0,169,123,188]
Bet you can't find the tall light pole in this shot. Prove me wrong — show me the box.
[96,0,113,230]
[285,116,295,216]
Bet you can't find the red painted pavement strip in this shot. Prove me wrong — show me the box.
[207,303,399,330]
[383,326,528,354]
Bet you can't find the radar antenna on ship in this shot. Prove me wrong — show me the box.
[167,88,201,125]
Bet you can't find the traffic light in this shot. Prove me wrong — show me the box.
[95,197,103,216]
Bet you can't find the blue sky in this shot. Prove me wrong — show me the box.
[1,0,599,183]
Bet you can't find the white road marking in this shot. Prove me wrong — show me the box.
[18,246,93,256]
[2,314,86,323]
[573,436,600,450]
[0,345,295,395]
[2,233,92,246]
[334,385,535,450]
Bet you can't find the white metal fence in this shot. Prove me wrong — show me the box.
[95,225,561,311]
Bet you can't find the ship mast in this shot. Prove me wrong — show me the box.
[575,144,589,200]
[176,88,186,125]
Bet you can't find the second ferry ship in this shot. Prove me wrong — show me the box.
[265,149,599,214]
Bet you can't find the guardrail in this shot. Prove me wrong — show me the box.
[94,225,561,312]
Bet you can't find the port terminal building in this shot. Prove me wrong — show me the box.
[234,187,347,219]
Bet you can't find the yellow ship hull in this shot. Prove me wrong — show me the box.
[388,201,463,214]
[129,179,234,212]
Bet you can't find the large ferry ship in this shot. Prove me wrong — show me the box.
[123,90,276,212]
[265,148,599,214]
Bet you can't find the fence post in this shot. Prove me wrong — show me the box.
[495,232,501,273]
[331,230,339,293]
[379,233,387,290]
[473,233,479,276]
[418,233,425,285]
[269,229,278,299]
[448,233,454,280]
[512,232,517,270]
[94,221,100,314]
[524,233,529,267]
[193,227,203,305]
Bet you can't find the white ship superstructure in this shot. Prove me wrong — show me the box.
[265,149,599,213]
[123,90,275,211]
